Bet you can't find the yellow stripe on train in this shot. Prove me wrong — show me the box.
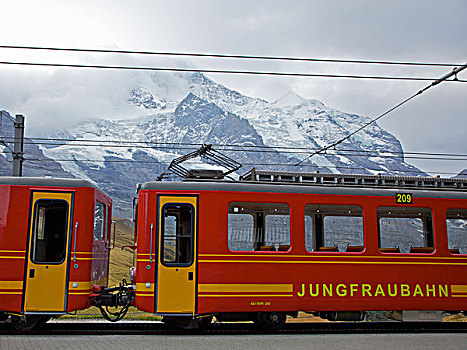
[0,281,23,289]
[198,284,293,293]
[451,285,467,294]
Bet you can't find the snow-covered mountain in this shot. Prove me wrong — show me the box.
[1,72,424,217]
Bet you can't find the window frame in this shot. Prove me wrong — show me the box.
[30,199,69,265]
[304,203,365,254]
[446,208,467,255]
[104,205,109,242]
[93,201,105,241]
[160,203,195,267]
[227,202,291,253]
[377,206,435,254]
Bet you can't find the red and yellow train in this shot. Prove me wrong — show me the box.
[1,170,466,331]
[132,171,467,329]
[0,177,113,330]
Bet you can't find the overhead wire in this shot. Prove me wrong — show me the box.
[17,157,462,176]
[1,136,467,157]
[16,147,467,161]
[17,152,465,162]
[295,63,467,165]
[1,137,465,162]
[1,47,465,175]
[0,142,13,153]
[0,61,466,82]
[0,44,462,67]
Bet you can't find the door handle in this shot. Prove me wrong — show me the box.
[29,269,35,278]
[188,272,193,281]
[73,222,78,262]
[150,223,154,263]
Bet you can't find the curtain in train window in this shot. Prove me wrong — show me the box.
[446,209,467,254]
[305,204,363,252]
[161,204,193,265]
[32,200,68,263]
[228,203,290,252]
[378,207,434,253]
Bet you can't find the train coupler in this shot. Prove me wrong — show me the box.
[91,279,135,322]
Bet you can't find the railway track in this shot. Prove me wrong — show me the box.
[1,321,466,335]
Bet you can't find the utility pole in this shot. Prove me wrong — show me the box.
[12,114,24,177]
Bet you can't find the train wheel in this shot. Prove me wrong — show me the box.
[11,315,41,332]
[255,312,286,331]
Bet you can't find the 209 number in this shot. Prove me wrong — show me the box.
[396,193,413,204]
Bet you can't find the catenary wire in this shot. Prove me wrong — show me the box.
[1,134,465,163]
[20,151,467,161]
[0,61,466,82]
[1,138,466,161]
[1,58,465,170]
[0,45,463,67]
[2,142,466,161]
[1,136,467,157]
[9,144,467,161]
[0,142,13,153]
[17,158,462,176]
[296,63,467,165]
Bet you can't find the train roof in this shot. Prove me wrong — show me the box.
[140,180,467,200]
[140,171,467,200]
[0,176,107,195]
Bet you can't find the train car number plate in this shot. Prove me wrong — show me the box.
[396,193,413,204]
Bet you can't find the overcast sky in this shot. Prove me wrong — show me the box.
[0,0,466,175]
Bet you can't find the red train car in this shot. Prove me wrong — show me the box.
[132,171,467,329]
[0,177,112,330]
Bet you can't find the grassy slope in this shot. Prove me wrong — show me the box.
[109,218,136,286]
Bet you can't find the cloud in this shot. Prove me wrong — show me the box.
[0,53,197,135]
[0,0,466,174]
[0,67,134,134]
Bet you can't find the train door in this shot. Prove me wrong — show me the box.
[156,195,197,314]
[24,192,74,312]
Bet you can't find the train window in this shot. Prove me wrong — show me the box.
[305,204,363,252]
[228,213,255,251]
[104,205,109,242]
[378,207,434,254]
[94,201,105,240]
[31,200,68,263]
[228,203,290,252]
[446,209,467,254]
[161,204,193,265]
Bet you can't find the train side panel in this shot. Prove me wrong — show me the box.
[134,184,466,317]
[66,187,112,313]
[0,184,30,313]
[0,178,112,316]
[196,190,467,315]
[134,190,156,313]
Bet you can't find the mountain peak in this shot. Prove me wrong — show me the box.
[274,91,307,107]
[128,87,166,110]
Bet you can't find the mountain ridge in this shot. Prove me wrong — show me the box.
[1,72,429,216]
